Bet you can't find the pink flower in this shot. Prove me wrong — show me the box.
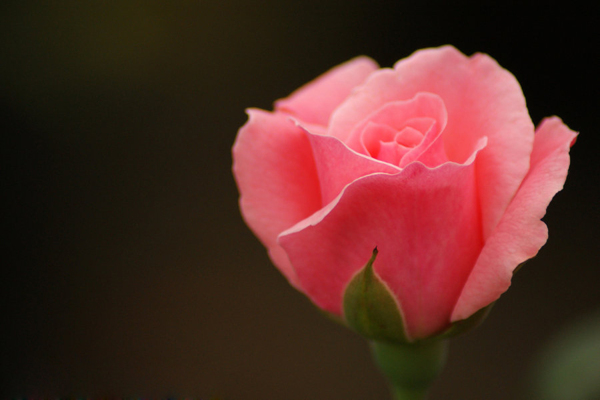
[232,46,577,341]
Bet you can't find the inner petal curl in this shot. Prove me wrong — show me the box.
[344,92,449,168]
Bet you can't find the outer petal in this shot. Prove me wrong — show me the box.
[328,46,535,239]
[232,109,322,285]
[279,147,486,340]
[451,117,577,322]
[275,56,379,126]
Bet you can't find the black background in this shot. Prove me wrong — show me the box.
[3,1,598,399]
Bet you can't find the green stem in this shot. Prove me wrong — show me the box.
[370,340,448,400]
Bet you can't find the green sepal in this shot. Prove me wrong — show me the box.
[437,302,494,340]
[343,248,410,343]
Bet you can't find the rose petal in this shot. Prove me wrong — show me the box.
[360,122,399,158]
[328,67,400,143]
[279,141,487,340]
[451,117,577,322]
[329,46,535,239]
[395,126,424,147]
[345,93,447,163]
[275,56,379,126]
[377,135,413,166]
[303,128,400,206]
[232,109,322,285]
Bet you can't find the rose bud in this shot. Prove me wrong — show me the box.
[232,46,577,343]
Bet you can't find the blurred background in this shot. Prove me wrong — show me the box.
[3,1,598,399]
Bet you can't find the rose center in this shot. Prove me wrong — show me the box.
[342,93,447,168]
[361,117,435,166]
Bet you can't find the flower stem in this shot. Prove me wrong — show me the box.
[370,339,448,400]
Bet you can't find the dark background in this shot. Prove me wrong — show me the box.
[3,1,598,399]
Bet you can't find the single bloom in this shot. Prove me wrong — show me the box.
[232,46,577,341]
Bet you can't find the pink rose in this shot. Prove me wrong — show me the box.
[232,46,576,341]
